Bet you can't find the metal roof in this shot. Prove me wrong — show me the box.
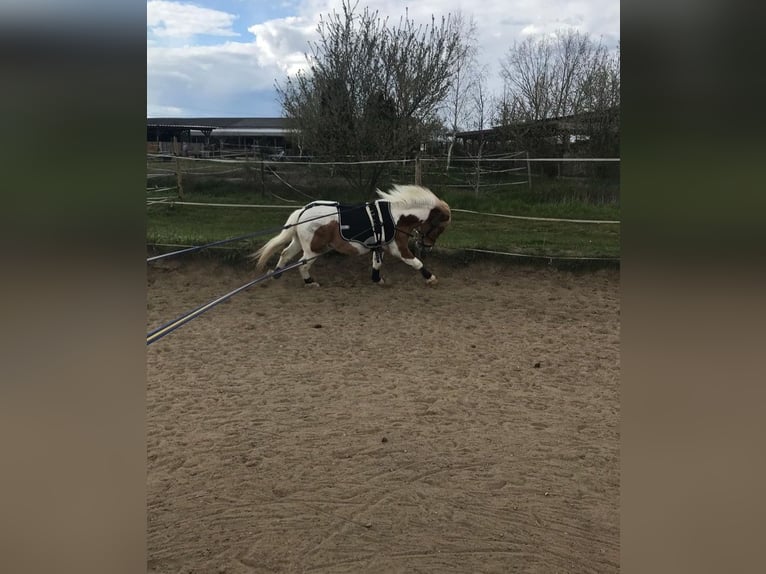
[454,107,619,139]
[147,123,219,130]
[147,117,292,140]
[147,117,289,130]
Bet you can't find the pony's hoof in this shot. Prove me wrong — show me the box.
[425,275,438,286]
[304,281,320,288]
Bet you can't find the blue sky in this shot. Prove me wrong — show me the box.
[147,0,619,118]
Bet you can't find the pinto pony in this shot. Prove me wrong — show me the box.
[252,185,451,286]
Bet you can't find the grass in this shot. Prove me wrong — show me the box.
[147,174,620,263]
[439,211,619,258]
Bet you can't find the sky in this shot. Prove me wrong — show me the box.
[147,0,619,118]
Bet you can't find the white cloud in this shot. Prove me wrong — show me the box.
[281,1,619,75]
[147,14,319,115]
[248,16,317,76]
[149,41,274,95]
[148,104,186,116]
[147,1,239,38]
[147,0,619,116]
[521,24,541,36]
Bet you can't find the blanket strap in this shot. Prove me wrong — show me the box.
[368,201,383,245]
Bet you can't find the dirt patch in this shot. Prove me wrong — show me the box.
[147,254,620,573]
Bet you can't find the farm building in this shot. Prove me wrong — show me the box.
[147,117,295,158]
[455,107,618,152]
[147,108,618,169]
[453,107,620,177]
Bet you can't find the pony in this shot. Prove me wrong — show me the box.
[252,184,451,286]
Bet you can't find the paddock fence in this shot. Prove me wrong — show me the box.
[147,153,620,264]
[147,152,619,204]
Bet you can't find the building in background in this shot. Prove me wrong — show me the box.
[147,117,295,158]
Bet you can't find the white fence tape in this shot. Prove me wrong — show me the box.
[148,201,295,209]
[146,200,619,225]
[451,208,619,224]
[148,153,620,166]
[463,248,619,262]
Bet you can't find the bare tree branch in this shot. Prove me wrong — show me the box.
[276,1,471,191]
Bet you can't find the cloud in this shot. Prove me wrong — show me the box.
[147,1,239,38]
[147,0,620,116]
[248,16,317,76]
[147,38,299,116]
[147,104,185,116]
[521,24,541,36]
[147,11,322,116]
[149,42,272,94]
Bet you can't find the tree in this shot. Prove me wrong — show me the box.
[579,42,620,159]
[440,12,478,171]
[497,30,620,159]
[277,1,469,191]
[466,67,491,195]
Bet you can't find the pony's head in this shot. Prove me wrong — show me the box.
[376,184,451,249]
[417,199,451,248]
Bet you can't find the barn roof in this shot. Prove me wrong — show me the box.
[147,117,292,138]
[148,117,288,129]
[454,107,619,140]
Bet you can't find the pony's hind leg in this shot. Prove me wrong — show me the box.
[272,238,302,278]
[299,248,322,287]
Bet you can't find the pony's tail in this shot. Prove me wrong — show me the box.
[250,208,302,270]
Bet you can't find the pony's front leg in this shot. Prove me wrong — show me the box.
[388,236,438,285]
[397,253,438,285]
[371,250,385,284]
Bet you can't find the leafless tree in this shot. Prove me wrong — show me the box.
[500,29,602,120]
[466,67,491,196]
[579,42,620,158]
[277,1,469,191]
[498,30,620,158]
[440,12,478,171]
[506,36,552,120]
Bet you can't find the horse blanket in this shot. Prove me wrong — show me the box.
[336,201,395,248]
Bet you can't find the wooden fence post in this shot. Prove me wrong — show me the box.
[260,160,266,197]
[526,151,532,191]
[474,144,483,197]
[173,136,184,199]
[415,155,422,185]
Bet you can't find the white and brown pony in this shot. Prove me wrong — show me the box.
[252,184,451,286]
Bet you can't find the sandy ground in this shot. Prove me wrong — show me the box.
[147,253,620,573]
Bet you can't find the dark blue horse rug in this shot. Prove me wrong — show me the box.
[336,201,396,248]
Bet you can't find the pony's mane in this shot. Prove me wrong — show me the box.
[375,184,441,208]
